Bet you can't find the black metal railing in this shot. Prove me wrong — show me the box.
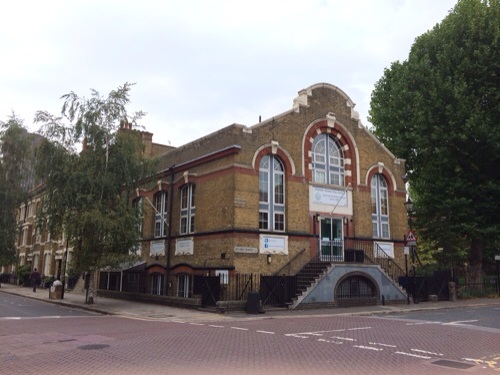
[309,238,407,287]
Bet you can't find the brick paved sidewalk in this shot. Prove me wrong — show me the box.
[1,282,499,322]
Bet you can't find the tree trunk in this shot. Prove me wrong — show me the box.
[467,238,483,285]
[85,270,96,304]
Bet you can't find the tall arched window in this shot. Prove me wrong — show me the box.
[371,174,389,239]
[153,192,167,238]
[312,134,344,186]
[259,155,285,231]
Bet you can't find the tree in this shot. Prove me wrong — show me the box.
[369,0,499,283]
[35,83,154,302]
[0,115,36,268]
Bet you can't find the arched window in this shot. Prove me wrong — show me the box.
[259,155,285,231]
[371,174,389,239]
[180,184,195,234]
[312,134,344,186]
[153,192,167,238]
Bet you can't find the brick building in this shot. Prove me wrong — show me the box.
[121,82,410,307]
[8,83,411,307]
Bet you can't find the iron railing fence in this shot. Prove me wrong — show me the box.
[457,280,499,299]
[310,238,407,286]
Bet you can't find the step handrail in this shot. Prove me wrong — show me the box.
[273,248,306,276]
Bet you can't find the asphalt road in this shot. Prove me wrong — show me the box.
[375,304,500,330]
[0,301,498,375]
[0,292,99,318]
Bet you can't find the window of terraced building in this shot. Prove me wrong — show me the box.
[312,133,344,186]
[180,184,195,234]
[259,155,285,231]
[133,197,144,237]
[371,174,390,239]
[153,192,167,238]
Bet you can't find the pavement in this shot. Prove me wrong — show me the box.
[1,282,499,323]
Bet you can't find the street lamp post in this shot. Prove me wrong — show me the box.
[404,197,418,304]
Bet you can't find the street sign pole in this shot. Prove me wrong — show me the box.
[495,255,500,297]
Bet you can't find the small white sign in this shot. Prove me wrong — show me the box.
[234,246,258,254]
[260,235,288,255]
[495,255,500,261]
[150,241,165,256]
[175,238,194,255]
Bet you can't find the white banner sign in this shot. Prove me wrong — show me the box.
[312,186,348,206]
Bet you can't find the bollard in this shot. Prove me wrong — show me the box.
[448,282,456,302]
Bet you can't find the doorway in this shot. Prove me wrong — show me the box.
[319,218,343,261]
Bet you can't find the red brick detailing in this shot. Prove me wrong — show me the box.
[303,119,357,186]
[146,264,165,275]
[366,166,395,196]
[254,147,294,179]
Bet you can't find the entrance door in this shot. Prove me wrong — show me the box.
[320,218,343,261]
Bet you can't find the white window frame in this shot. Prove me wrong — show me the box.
[153,192,167,238]
[180,185,195,234]
[177,273,192,298]
[371,174,390,239]
[312,134,345,186]
[259,155,285,232]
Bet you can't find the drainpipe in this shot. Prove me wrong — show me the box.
[164,165,175,296]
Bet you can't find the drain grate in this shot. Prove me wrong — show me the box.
[431,359,475,370]
[78,344,110,350]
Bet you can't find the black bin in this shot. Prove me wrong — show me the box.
[246,291,261,314]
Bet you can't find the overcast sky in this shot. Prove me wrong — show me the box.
[1,0,457,147]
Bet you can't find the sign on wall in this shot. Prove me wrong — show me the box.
[175,238,194,255]
[259,235,288,255]
[150,240,165,257]
[374,241,394,258]
[309,186,353,216]
[234,246,258,254]
[312,186,348,206]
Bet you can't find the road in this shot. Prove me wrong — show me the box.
[0,292,98,318]
[0,296,499,374]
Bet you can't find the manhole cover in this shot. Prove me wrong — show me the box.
[431,359,474,370]
[78,344,110,350]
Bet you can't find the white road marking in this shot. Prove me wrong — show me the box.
[406,321,441,326]
[347,327,371,331]
[256,330,275,334]
[354,345,383,351]
[318,339,343,344]
[231,327,249,331]
[189,323,204,326]
[443,320,478,325]
[331,336,356,341]
[170,320,186,323]
[411,349,443,356]
[285,334,310,338]
[209,325,224,328]
[395,351,431,359]
[369,342,397,348]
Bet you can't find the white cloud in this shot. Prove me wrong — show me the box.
[0,0,457,146]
